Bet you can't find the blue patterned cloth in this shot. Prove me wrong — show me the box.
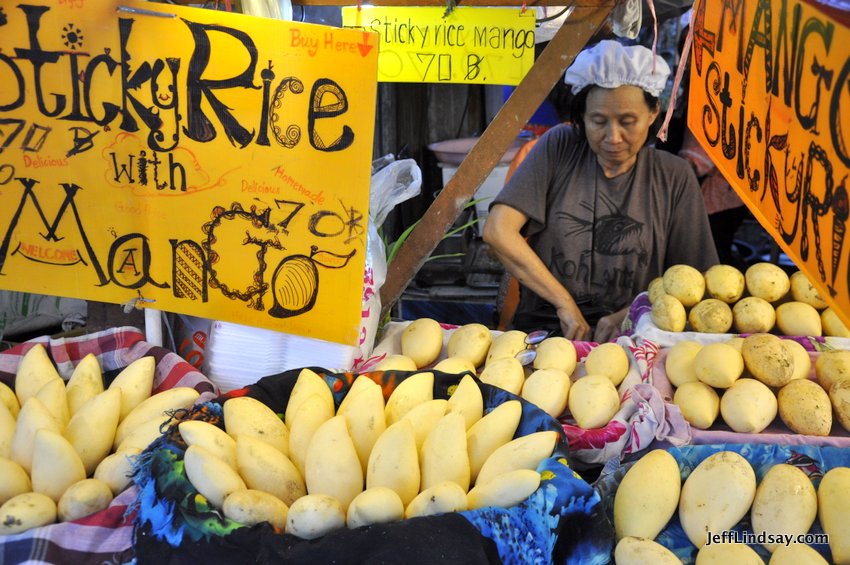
[462,385,611,565]
[132,368,613,564]
[595,443,849,564]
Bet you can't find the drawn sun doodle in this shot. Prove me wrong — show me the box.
[335,199,365,245]
[61,24,84,50]
[557,192,648,265]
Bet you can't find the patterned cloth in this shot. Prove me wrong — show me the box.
[624,291,850,351]
[132,368,613,565]
[625,292,850,449]
[595,443,848,564]
[559,335,691,465]
[0,326,219,565]
[0,326,219,400]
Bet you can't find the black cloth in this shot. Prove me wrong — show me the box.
[134,514,501,565]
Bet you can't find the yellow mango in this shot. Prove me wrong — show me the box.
[678,451,756,548]
[446,374,483,429]
[475,430,557,487]
[384,371,434,426]
[614,449,681,540]
[366,420,419,506]
[65,354,104,416]
[236,434,305,507]
[304,415,363,511]
[224,396,289,455]
[420,412,469,492]
[818,466,850,564]
[338,384,386,474]
[467,400,522,482]
[65,388,122,476]
[467,469,540,510]
[400,318,444,368]
[283,368,334,429]
[108,356,155,420]
[14,344,62,408]
[31,429,87,503]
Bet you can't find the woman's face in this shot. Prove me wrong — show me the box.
[582,85,659,176]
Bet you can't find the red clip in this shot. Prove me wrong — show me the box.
[357,0,362,11]
[520,1,527,13]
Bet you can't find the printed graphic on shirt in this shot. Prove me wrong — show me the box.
[552,192,646,311]
[557,192,648,264]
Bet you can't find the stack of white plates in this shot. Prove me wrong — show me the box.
[203,320,357,392]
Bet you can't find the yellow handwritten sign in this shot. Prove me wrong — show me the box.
[688,0,850,325]
[341,7,535,85]
[0,1,379,345]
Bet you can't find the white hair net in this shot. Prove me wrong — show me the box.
[564,39,671,97]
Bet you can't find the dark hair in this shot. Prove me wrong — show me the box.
[568,86,661,137]
[546,74,575,123]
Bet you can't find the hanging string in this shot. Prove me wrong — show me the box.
[646,0,659,74]
[656,0,696,142]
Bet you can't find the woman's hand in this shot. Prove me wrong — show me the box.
[556,303,592,341]
[485,204,588,337]
[593,307,629,343]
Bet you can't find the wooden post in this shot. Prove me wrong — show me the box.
[379,2,615,320]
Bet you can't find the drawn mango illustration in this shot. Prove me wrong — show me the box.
[269,246,356,317]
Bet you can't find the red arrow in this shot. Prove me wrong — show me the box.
[357,32,374,57]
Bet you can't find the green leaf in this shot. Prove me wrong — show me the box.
[382,196,485,265]
[425,252,465,263]
[385,220,420,264]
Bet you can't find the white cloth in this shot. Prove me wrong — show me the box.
[565,39,671,97]
[612,0,642,39]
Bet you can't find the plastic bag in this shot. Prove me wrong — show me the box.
[612,0,642,40]
[534,6,574,44]
[163,313,212,370]
[353,157,422,369]
[534,1,641,45]
[0,290,86,340]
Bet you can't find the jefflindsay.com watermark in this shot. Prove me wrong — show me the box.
[706,530,829,547]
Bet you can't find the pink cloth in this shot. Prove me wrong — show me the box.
[560,335,692,464]
[679,129,745,215]
[652,346,850,448]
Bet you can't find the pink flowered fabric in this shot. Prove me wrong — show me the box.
[560,335,691,464]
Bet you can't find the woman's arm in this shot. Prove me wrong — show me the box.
[483,203,592,340]
[593,305,629,343]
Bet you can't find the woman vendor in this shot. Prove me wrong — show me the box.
[484,40,718,343]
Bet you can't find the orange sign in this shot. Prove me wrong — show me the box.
[688,0,850,325]
[0,1,379,345]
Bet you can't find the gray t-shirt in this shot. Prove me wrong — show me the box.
[493,124,719,327]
